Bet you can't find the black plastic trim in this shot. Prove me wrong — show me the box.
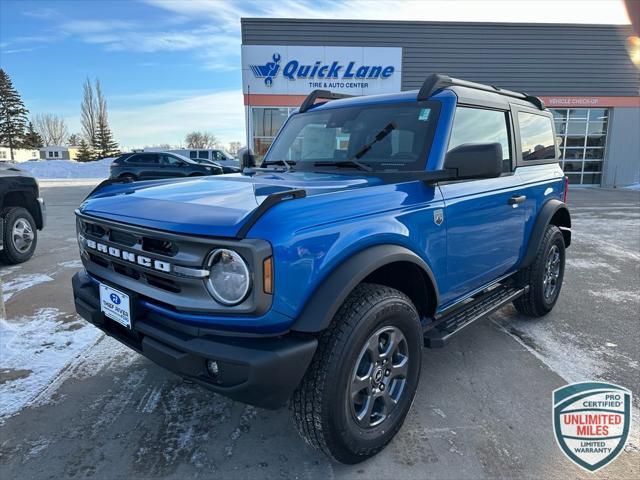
[84,176,134,200]
[299,89,354,113]
[520,199,571,269]
[418,73,545,110]
[235,189,306,239]
[291,244,439,333]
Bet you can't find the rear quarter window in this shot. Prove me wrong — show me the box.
[518,112,557,161]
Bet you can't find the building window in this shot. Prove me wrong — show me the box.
[0,151,7,159]
[54,151,59,158]
[251,107,294,161]
[551,108,608,185]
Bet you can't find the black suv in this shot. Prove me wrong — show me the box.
[110,152,223,181]
[1,163,46,264]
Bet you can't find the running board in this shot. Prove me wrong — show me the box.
[423,284,528,348]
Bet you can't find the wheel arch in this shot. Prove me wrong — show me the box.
[290,244,439,333]
[520,199,571,270]
[2,190,43,229]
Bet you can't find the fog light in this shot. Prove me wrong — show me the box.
[206,360,219,378]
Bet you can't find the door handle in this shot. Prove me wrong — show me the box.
[508,195,527,205]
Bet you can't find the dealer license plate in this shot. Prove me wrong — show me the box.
[99,283,131,329]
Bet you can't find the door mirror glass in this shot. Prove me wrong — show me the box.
[444,143,503,180]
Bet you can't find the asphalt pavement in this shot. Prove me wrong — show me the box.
[0,184,638,479]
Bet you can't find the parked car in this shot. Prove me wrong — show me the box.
[109,152,223,181]
[190,157,242,174]
[167,148,240,168]
[0,163,46,264]
[72,74,570,464]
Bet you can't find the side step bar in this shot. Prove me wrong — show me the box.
[424,284,528,348]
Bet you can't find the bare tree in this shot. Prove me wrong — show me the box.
[33,113,69,146]
[228,141,241,156]
[80,78,97,146]
[185,131,218,149]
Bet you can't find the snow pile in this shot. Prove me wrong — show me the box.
[17,158,113,179]
[623,182,640,190]
[0,308,101,419]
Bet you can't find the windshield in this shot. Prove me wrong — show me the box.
[171,153,196,164]
[265,101,440,171]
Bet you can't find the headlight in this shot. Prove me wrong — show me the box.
[206,249,251,305]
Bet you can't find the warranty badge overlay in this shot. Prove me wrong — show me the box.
[553,382,632,472]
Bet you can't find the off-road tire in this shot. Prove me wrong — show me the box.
[290,283,422,464]
[514,224,565,317]
[0,207,38,264]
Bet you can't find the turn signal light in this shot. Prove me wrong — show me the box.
[263,257,273,294]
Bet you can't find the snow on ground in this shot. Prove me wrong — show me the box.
[18,158,113,179]
[2,274,54,302]
[623,183,640,190]
[0,308,101,420]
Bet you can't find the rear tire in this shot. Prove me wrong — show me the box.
[0,207,38,264]
[513,224,565,317]
[291,283,422,464]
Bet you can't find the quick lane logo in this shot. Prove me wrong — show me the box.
[250,52,395,87]
[553,382,632,472]
[85,239,171,273]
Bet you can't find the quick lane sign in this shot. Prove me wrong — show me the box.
[242,45,402,96]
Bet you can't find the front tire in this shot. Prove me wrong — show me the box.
[291,283,422,464]
[514,224,565,317]
[1,207,38,264]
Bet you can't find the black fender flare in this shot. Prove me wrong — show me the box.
[520,199,571,269]
[290,244,439,333]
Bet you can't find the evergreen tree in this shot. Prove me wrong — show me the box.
[94,79,118,159]
[0,69,29,160]
[76,138,94,162]
[67,133,81,146]
[22,121,43,149]
[95,120,119,159]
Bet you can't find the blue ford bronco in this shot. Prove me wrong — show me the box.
[72,74,571,463]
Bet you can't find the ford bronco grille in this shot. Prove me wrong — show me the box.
[75,214,273,315]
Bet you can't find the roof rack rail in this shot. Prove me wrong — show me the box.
[299,89,354,113]
[417,74,545,110]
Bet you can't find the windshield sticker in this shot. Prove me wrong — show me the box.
[419,108,431,121]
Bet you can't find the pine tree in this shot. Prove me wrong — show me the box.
[94,79,118,159]
[0,69,29,160]
[95,120,119,159]
[76,138,94,162]
[22,121,43,149]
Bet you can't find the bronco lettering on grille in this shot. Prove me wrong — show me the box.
[85,239,171,273]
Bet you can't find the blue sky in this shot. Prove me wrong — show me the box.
[0,0,630,149]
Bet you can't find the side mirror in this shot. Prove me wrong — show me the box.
[444,143,503,180]
[239,148,255,169]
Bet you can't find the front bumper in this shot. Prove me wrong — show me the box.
[72,270,317,409]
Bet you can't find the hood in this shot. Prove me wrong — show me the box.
[79,171,383,237]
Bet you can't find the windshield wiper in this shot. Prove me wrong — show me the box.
[312,122,395,173]
[262,159,295,171]
[313,160,373,172]
[350,122,396,160]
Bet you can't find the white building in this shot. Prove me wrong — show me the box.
[0,147,40,162]
[39,146,71,160]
